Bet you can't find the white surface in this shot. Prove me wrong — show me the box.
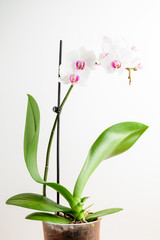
[0,0,160,239]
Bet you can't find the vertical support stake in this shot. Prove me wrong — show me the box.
[57,40,62,205]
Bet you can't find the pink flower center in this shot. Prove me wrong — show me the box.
[132,46,136,51]
[76,60,85,70]
[134,63,142,71]
[111,60,121,69]
[103,52,109,59]
[136,63,142,69]
[69,74,80,84]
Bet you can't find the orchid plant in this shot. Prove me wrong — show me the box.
[6,37,147,224]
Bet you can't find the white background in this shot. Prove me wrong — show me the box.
[1,0,160,239]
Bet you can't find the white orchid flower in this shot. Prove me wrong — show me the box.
[59,47,96,86]
[98,36,142,84]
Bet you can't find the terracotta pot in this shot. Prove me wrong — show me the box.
[43,219,101,240]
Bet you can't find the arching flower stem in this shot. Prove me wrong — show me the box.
[43,84,74,196]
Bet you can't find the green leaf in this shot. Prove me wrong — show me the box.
[23,95,76,207]
[26,212,72,224]
[86,208,123,221]
[45,183,77,207]
[6,193,72,213]
[73,122,148,198]
[81,196,89,203]
[24,94,42,182]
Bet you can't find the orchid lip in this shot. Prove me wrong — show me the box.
[132,46,137,51]
[136,63,142,69]
[133,63,142,71]
[111,60,121,69]
[76,60,85,70]
[69,74,80,84]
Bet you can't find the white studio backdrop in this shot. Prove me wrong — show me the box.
[0,0,160,239]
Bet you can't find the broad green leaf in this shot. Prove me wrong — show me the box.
[24,94,42,182]
[73,122,148,198]
[6,193,72,213]
[86,208,123,221]
[23,95,76,207]
[26,212,72,224]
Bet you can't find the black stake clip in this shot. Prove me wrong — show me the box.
[53,106,61,114]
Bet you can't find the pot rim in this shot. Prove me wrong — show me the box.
[43,218,102,226]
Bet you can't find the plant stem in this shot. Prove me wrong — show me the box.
[43,84,74,196]
[126,68,132,85]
